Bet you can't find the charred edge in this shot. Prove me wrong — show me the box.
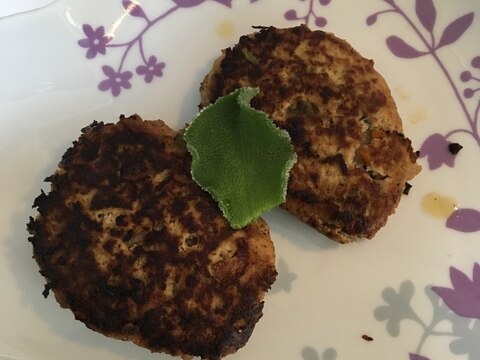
[26,216,37,233]
[403,182,413,195]
[331,209,369,237]
[42,282,52,298]
[365,168,388,181]
[321,154,349,175]
[448,142,463,155]
[288,189,318,204]
[44,174,55,182]
[81,120,104,134]
[32,190,48,209]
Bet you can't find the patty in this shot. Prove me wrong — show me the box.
[27,115,277,359]
[200,25,421,243]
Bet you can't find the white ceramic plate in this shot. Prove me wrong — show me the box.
[1,1,479,359]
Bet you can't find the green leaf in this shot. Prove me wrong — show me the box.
[184,87,297,229]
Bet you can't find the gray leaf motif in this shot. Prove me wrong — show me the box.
[302,346,321,360]
[302,346,337,360]
[374,280,419,337]
[450,318,480,359]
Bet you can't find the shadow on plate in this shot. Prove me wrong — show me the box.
[263,207,341,252]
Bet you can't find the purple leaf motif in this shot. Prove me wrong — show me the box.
[432,264,480,318]
[437,12,474,49]
[212,0,232,7]
[366,14,378,26]
[319,0,331,5]
[386,36,428,58]
[409,353,430,360]
[172,0,232,7]
[446,209,480,233]
[172,0,205,7]
[122,0,147,19]
[415,0,436,33]
[419,133,456,170]
[472,56,480,69]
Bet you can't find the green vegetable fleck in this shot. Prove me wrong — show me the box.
[184,87,297,229]
[241,48,259,65]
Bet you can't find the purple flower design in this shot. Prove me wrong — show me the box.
[136,56,165,83]
[432,263,480,318]
[409,354,430,360]
[367,0,480,155]
[367,1,480,234]
[80,0,240,96]
[284,0,332,28]
[418,133,457,170]
[98,65,133,97]
[172,0,231,8]
[77,25,112,59]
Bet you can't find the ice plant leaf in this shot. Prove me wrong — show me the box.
[184,87,297,229]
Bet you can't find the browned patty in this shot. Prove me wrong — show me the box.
[27,115,277,359]
[200,25,421,243]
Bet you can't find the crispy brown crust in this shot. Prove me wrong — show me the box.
[27,115,277,359]
[200,25,421,243]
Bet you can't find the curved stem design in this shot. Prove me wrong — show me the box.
[117,5,180,72]
[377,1,480,145]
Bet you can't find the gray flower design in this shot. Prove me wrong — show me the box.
[374,280,418,336]
[374,269,480,359]
[450,319,480,360]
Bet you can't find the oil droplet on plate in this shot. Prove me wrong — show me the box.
[395,86,410,101]
[421,192,457,219]
[407,106,428,124]
[216,20,235,39]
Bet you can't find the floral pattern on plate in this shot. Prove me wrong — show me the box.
[1,0,479,359]
[368,0,480,233]
[375,264,480,360]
